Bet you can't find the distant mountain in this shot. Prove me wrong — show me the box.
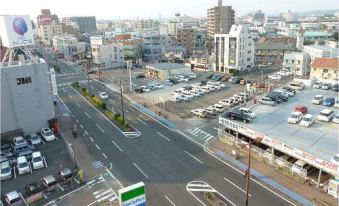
[294,10,339,16]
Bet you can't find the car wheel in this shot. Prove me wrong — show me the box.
[243,119,247,123]
[230,116,234,120]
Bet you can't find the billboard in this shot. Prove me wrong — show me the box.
[90,36,103,45]
[0,15,35,48]
[119,182,146,206]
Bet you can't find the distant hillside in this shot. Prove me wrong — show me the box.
[295,9,339,16]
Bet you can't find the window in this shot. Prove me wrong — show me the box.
[16,77,32,85]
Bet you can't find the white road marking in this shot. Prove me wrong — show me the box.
[133,162,149,179]
[96,124,105,133]
[165,195,176,206]
[112,140,123,152]
[224,177,252,196]
[58,184,64,191]
[156,132,171,141]
[76,102,80,108]
[96,144,101,150]
[69,95,73,99]
[102,153,107,159]
[84,130,88,135]
[109,163,113,170]
[109,99,115,104]
[61,88,66,92]
[43,156,48,168]
[76,119,79,123]
[90,137,94,142]
[185,151,204,164]
[80,124,84,129]
[124,108,129,113]
[137,118,147,125]
[84,112,92,119]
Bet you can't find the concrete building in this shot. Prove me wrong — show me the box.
[90,36,124,69]
[255,37,296,66]
[62,16,97,33]
[37,9,59,27]
[310,58,338,83]
[146,63,191,80]
[36,21,63,45]
[175,28,196,56]
[164,46,186,61]
[1,59,55,137]
[214,24,255,73]
[282,52,311,76]
[137,19,159,30]
[303,45,338,61]
[142,34,169,61]
[189,54,210,71]
[52,35,86,59]
[168,21,179,36]
[207,0,235,43]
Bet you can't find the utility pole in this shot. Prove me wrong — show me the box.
[119,80,125,121]
[127,60,133,92]
[86,55,91,93]
[245,140,253,206]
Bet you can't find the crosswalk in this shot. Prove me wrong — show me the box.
[56,72,81,77]
[186,181,216,192]
[123,131,142,138]
[185,127,215,143]
[57,80,87,87]
[92,188,118,203]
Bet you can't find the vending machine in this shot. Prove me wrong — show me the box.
[328,178,339,199]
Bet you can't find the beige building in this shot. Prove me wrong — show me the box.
[37,22,63,45]
[175,28,196,56]
[146,63,191,80]
[207,0,235,44]
[310,58,338,84]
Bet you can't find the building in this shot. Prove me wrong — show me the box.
[62,16,97,33]
[175,28,196,56]
[255,37,296,66]
[36,22,63,45]
[325,40,339,49]
[145,63,191,80]
[214,24,255,73]
[303,45,338,61]
[37,9,59,27]
[282,52,311,76]
[310,58,338,83]
[189,54,210,71]
[137,19,159,30]
[1,58,55,137]
[90,36,124,69]
[164,46,186,61]
[52,35,86,59]
[280,10,296,21]
[207,0,235,43]
[142,34,169,62]
[168,21,179,36]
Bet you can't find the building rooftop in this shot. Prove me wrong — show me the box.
[304,45,338,51]
[258,37,296,44]
[311,58,339,70]
[147,63,188,70]
[304,31,332,37]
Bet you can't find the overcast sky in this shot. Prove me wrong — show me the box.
[1,0,338,20]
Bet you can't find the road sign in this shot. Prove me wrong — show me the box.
[119,182,146,206]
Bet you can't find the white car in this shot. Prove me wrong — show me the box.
[180,95,191,102]
[274,90,289,98]
[333,115,339,124]
[213,104,224,113]
[153,83,164,89]
[191,109,207,118]
[312,81,323,89]
[168,96,183,103]
[334,100,339,109]
[268,74,281,80]
[239,107,256,119]
[32,151,44,170]
[188,73,197,79]
[99,92,108,100]
[287,112,303,124]
[17,156,30,175]
[317,109,335,122]
[322,83,331,90]
[204,107,217,116]
[0,161,12,180]
[140,86,151,92]
[300,114,314,127]
[219,99,233,107]
[13,136,27,146]
[311,95,324,105]
[41,128,56,142]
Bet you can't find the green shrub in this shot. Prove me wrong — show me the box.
[123,122,130,128]
[117,117,124,125]
[101,102,107,110]
[82,87,87,92]
[105,110,114,119]
[71,81,80,88]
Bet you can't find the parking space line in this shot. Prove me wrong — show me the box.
[224,177,252,196]
[96,144,101,150]
[185,151,204,164]
[13,167,16,179]
[90,137,94,142]
[156,132,171,141]
[109,99,115,104]
[112,140,123,152]
[133,162,149,179]
[165,195,176,206]
[69,95,73,99]
[76,102,80,108]
[124,108,129,113]
[102,153,108,159]
[84,130,88,135]
[30,164,32,173]
[58,184,64,191]
[18,192,28,206]
[43,156,48,168]
[80,124,84,129]
[40,136,46,144]
[76,119,79,123]
[96,124,105,133]
[73,178,79,184]
[137,118,147,125]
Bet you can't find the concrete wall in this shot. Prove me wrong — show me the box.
[1,60,55,137]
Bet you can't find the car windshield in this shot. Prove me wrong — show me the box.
[314,96,321,100]
[291,114,299,118]
[320,112,331,117]
[45,131,53,136]
[31,136,39,141]
[33,156,42,162]
[19,162,28,168]
[303,117,312,122]
[1,167,10,173]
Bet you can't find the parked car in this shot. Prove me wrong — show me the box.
[332,115,339,124]
[17,156,30,175]
[281,88,295,96]
[268,74,281,80]
[227,110,251,123]
[317,109,335,122]
[191,109,207,118]
[256,82,266,89]
[259,97,276,106]
[0,161,12,181]
[228,77,241,84]
[322,83,331,90]
[332,83,339,92]
[294,105,308,114]
[265,94,282,104]
[287,112,303,124]
[2,191,23,206]
[274,90,290,98]
[206,74,214,79]
[32,151,44,170]
[334,100,339,109]
[153,83,164,89]
[239,107,256,118]
[289,82,305,91]
[271,92,288,102]
[26,133,42,145]
[300,114,314,127]
[212,104,224,113]
[282,86,296,95]
[41,128,56,142]
[12,143,34,157]
[59,168,73,183]
[42,175,58,192]
[168,96,183,103]
[135,74,145,79]
[25,182,42,195]
[323,97,335,107]
[204,107,217,116]
[219,99,233,107]
[312,95,324,105]
[1,141,12,154]
[164,80,174,86]
[99,92,108,100]
[12,136,27,147]
[312,81,323,89]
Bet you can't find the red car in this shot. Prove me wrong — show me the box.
[294,105,308,114]
[256,82,266,89]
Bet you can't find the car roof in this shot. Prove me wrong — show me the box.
[32,151,41,157]
[321,109,333,113]
[43,175,56,183]
[292,111,302,115]
[17,156,27,161]
[304,114,313,118]
[315,95,323,97]
[5,191,20,200]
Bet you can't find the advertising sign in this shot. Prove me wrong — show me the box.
[90,36,103,45]
[0,15,35,48]
[119,182,146,206]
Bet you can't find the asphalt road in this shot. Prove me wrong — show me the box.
[39,46,299,206]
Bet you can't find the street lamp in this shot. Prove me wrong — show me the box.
[240,136,263,206]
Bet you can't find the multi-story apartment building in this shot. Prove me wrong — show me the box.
[37,9,59,27]
[207,0,235,43]
[175,28,196,56]
[142,34,169,61]
[53,35,85,59]
[214,24,254,73]
[164,46,186,61]
[303,45,339,61]
[282,52,311,76]
[310,58,338,84]
[90,36,124,69]
[62,16,97,33]
[37,22,63,45]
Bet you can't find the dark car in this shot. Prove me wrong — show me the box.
[332,83,339,92]
[206,74,214,79]
[135,74,145,79]
[265,94,282,104]
[59,168,73,183]
[227,110,251,123]
[86,70,95,74]
[25,182,42,195]
[323,97,335,107]
[1,142,12,154]
[228,77,241,84]
[200,79,207,85]
[271,92,288,102]
[134,88,144,93]
[215,75,223,81]
[282,86,296,95]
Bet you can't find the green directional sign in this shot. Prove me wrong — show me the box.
[119,182,146,206]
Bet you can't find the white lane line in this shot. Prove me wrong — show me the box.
[96,124,105,133]
[61,88,66,92]
[90,137,94,142]
[76,102,80,108]
[84,112,92,119]
[111,140,123,152]
[68,95,73,99]
[80,124,84,129]
[164,195,176,206]
[84,130,88,135]
[185,151,204,164]
[137,118,147,125]
[102,153,107,159]
[224,177,252,196]
[133,162,149,179]
[96,144,101,150]
[156,132,171,142]
[124,108,129,113]
[109,99,115,104]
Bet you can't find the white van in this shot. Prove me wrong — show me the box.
[289,82,305,91]
[213,104,224,113]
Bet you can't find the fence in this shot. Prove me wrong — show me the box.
[218,130,307,183]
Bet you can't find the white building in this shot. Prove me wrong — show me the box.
[303,45,338,61]
[282,52,311,76]
[53,35,85,58]
[214,24,255,73]
[90,36,124,70]
[37,22,63,45]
